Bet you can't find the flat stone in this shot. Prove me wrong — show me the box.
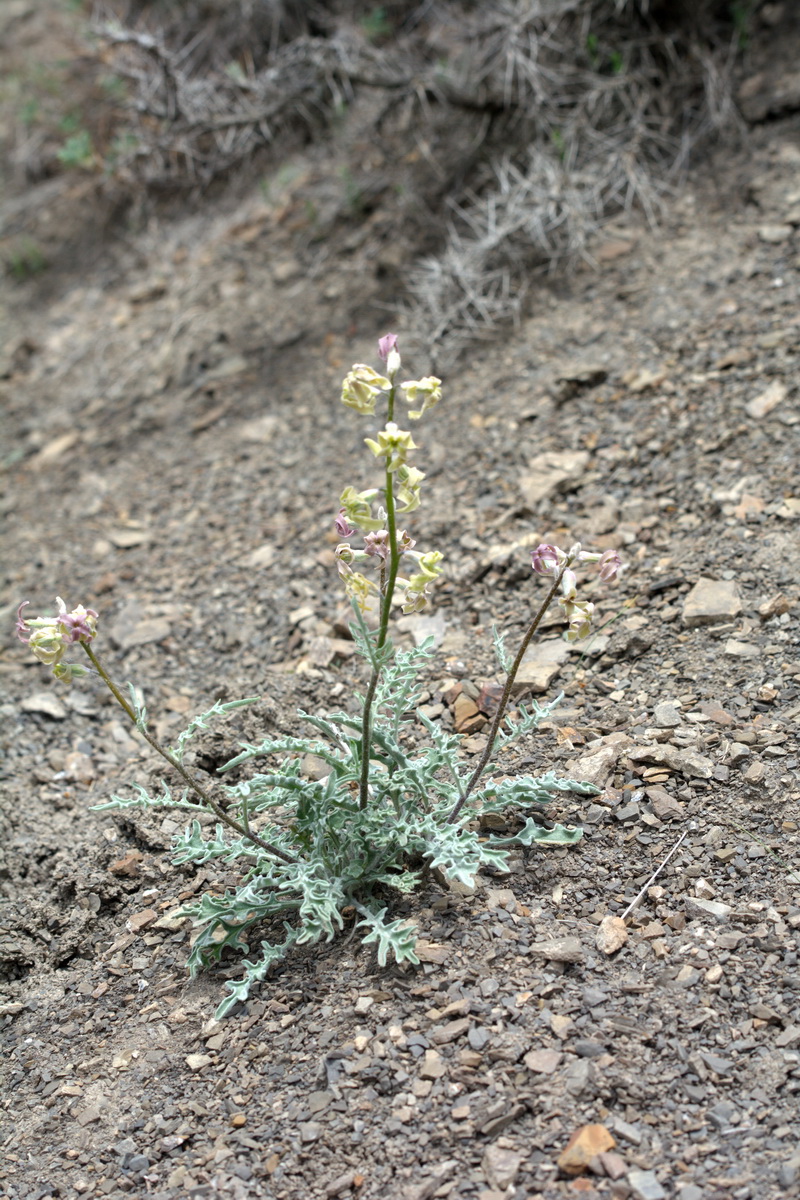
[482,1145,522,1190]
[645,786,684,821]
[185,1054,213,1071]
[20,692,67,719]
[567,735,633,787]
[758,225,793,244]
[684,897,732,923]
[627,1168,667,1200]
[511,638,570,695]
[529,936,584,963]
[523,1048,562,1074]
[519,450,590,505]
[724,639,760,658]
[628,744,713,779]
[109,613,173,650]
[653,702,681,727]
[682,578,741,627]
[429,1017,471,1045]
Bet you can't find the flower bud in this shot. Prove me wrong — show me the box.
[597,548,622,582]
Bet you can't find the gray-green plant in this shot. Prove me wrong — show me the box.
[16,337,623,1018]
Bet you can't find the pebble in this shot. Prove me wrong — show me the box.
[519,450,590,504]
[653,702,681,727]
[627,1168,667,1200]
[20,692,67,719]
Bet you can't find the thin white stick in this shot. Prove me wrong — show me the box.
[621,830,688,920]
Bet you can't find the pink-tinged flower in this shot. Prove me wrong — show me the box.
[15,601,31,643]
[378,333,398,362]
[597,548,622,582]
[56,601,98,644]
[531,544,565,577]
[363,530,391,560]
[335,509,355,538]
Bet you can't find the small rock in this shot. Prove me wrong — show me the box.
[127,908,159,933]
[743,760,767,784]
[758,224,793,244]
[185,1054,213,1071]
[645,786,684,821]
[482,1145,522,1190]
[523,1048,562,1074]
[519,450,590,505]
[724,638,760,658]
[108,850,143,877]
[627,1168,666,1200]
[20,692,68,719]
[557,1124,616,1175]
[653,702,681,728]
[511,638,570,695]
[419,1049,445,1079]
[567,736,633,787]
[299,1121,323,1143]
[64,751,95,783]
[596,916,628,955]
[682,577,741,627]
[628,744,713,779]
[110,614,172,651]
[684,896,732,923]
[597,1151,628,1180]
[429,1018,471,1045]
[529,936,584,963]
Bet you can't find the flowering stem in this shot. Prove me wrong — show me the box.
[358,383,399,810]
[446,560,571,825]
[81,644,297,865]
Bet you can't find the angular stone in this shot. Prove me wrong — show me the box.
[596,916,628,955]
[557,1124,616,1175]
[628,744,713,779]
[429,1017,471,1045]
[645,786,684,821]
[724,639,760,658]
[482,1145,522,1190]
[653,702,681,728]
[419,1049,445,1079]
[682,578,741,627]
[523,1048,562,1074]
[627,1168,667,1200]
[529,936,584,963]
[566,735,633,787]
[684,896,732,923]
[511,638,570,695]
[519,450,590,505]
[185,1054,213,1071]
[20,692,67,719]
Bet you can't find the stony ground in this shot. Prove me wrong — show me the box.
[2,8,800,1200]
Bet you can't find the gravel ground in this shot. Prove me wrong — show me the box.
[2,14,800,1200]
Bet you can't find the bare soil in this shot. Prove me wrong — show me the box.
[2,5,800,1200]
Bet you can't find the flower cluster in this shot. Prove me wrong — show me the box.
[336,336,444,613]
[16,597,97,680]
[531,543,622,641]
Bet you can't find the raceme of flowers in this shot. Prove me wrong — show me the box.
[335,337,444,614]
[16,597,97,681]
[531,543,622,641]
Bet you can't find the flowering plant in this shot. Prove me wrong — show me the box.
[17,337,622,1018]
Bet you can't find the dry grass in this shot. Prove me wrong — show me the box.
[5,0,746,352]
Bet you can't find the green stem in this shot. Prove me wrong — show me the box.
[82,643,296,865]
[359,381,399,810]
[446,561,570,825]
